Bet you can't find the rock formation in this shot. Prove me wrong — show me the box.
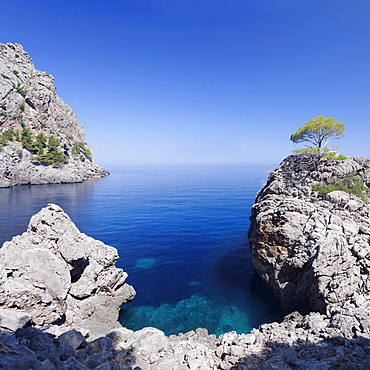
[1,307,370,368]
[2,198,370,368]
[0,203,135,340]
[0,43,108,187]
[248,154,370,317]
[3,156,370,368]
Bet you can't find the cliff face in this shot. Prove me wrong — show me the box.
[0,43,108,187]
[249,154,370,316]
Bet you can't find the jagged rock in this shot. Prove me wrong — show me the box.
[2,159,370,367]
[248,154,370,316]
[0,43,108,187]
[0,203,135,339]
[1,309,370,369]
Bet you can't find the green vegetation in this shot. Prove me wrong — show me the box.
[1,73,9,79]
[19,104,25,112]
[21,127,33,151]
[0,105,6,117]
[0,129,16,145]
[291,116,345,154]
[11,70,19,76]
[34,135,67,165]
[1,124,67,166]
[14,83,28,96]
[325,152,346,160]
[312,172,367,201]
[0,129,19,149]
[28,133,47,154]
[72,141,92,160]
[35,150,67,165]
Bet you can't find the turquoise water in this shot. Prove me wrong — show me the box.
[0,165,284,336]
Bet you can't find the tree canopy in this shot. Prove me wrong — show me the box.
[290,115,345,151]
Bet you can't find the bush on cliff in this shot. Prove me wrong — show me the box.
[312,172,367,201]
[34,135,67,165]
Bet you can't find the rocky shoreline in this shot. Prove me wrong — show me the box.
[2,154,370,368]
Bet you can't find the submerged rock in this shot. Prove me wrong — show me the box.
[0,203,135,339]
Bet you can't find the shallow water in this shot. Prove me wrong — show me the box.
[0,165,284,336]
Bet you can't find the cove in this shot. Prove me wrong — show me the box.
[0,165,284,336]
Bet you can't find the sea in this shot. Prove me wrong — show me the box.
[0,164,284,337]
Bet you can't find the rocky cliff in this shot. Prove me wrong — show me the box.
[0,43,108,187]
[2,201,370,368]
[249,154,370,317]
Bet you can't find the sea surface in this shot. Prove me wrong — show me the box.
[0,165,284,336]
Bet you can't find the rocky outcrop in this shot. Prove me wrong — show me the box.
[2,311,370,369]
[0,144,108,187]
[0,204,135,339]
[0,43,108,187]
[2,200,370,368]
[249,154,370,317]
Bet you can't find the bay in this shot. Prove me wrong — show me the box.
[0,165,284,336]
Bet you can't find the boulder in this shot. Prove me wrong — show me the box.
[0,203,135,339]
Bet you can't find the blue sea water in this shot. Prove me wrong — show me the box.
[0,165,284,336]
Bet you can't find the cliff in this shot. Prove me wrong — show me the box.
[249,154,370,316]
[0,43,108,187]
[2,198,370,368]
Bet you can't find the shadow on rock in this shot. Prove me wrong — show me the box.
[0,326,138,370]
[232,335,370,369]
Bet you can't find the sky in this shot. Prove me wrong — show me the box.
[1,0,370,165]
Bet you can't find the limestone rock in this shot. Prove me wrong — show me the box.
[0,308,31,331]
[0,203,135,339]
[0,42,108,187]
[248,154,370,316]
[1,310,370,369]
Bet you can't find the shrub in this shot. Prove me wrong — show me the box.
[325,151,346,160]
[21,127,33,151]
[312,173,367,201]
[47,135,61,152]
[0,129,15,146]
[34,151,67,166]
[14,83,28,96]
[33,135,68,165]
[72,141,92,160]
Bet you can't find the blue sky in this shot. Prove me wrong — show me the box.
[2,0,370,165]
